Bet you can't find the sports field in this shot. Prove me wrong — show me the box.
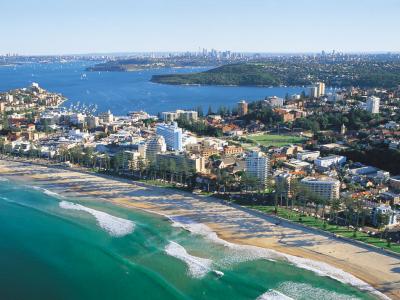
[246,133,306,147]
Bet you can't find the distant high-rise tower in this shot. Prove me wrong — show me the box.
[308,82,325,98]
[316,82,325,96]
[366,96,380,114]
[237,100,248,116]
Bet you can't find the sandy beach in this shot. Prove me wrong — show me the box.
[0,159,399,299]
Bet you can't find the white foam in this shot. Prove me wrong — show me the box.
[167,216,390,300]
[165,241,212,278]
[0,177,9,182]
[59,201,135,237]
[43,189,62,197]
[31,186,63,198]
[276,282,359,300]
[257,289,294,300]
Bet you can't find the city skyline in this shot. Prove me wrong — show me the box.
[1,0,400,55]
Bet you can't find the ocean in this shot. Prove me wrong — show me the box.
[0,178,377,300]
[0,61,304,115]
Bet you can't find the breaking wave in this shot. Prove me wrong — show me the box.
[167,215,389,300]
[59,201,135,237]
[256,289,294,300]
[165,241,212,278]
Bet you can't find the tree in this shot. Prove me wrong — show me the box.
[330,198,341,225]
[207,105,213,116]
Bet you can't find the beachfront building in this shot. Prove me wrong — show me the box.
[300,177,340,200]
[366,96,380,114]
[116,150,142,171]
[245,150,269,187]
[156,122,183,151]
[156,152,206,173]
[145,135,167,163]
[161,110,198,122]
[237,100,248,116]
[371,205,399,227]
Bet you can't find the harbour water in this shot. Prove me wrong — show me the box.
[0,178,377,300]
[0,61,304,115]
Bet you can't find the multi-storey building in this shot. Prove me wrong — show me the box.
[156,152,206,173]
[237,100,248,116]
[161,110,198,122]
[264,96,284,107]
[245,150,269,187]
[297,150,320,161]
[145,135,167,163]
[314,155,346,169]
[300,177,340,200]
[366,96,380,114]
[156,122,183,151]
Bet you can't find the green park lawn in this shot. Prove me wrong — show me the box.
[246,134,306,147]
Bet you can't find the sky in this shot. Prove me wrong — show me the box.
[1,0,399,55]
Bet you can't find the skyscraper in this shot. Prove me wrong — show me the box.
[245,150,269,187]
[156,122,183,151]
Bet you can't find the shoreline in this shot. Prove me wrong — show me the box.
[0,159,399,299]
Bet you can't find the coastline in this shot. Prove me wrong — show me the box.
[0,159,399,299]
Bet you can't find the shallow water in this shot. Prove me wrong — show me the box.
[0,179,378,300]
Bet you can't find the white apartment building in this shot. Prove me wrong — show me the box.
[264,96,284,107]
[245,150,269,186]
[314,155,346,168]
[145,135,167,163]
[297,150,320,161]
[161,110,198,122]
[300,177,340,200]
[156,122,183,151]
[366,96,380,114]
[308,82,325,98]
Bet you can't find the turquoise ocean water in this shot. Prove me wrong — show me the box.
[0,178,377,300]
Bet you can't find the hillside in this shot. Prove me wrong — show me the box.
[151,63,280,86]
[151,61,400,88]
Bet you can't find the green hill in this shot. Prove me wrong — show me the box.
[151,63,280,86]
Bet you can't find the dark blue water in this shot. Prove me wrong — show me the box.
[0,61,304,115]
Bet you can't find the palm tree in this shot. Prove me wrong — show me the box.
[330,198,341,225]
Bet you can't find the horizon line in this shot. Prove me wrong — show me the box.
[2,50,400,57]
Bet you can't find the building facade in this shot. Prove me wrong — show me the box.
[145,135,167,163]
[156,152,206,173]
[237,100,248,116]
[300,177,340,200]
[245,150,269,186]
[366,96,380,114]
[156,122,183,151]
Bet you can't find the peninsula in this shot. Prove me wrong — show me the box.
[151,59,400,88]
